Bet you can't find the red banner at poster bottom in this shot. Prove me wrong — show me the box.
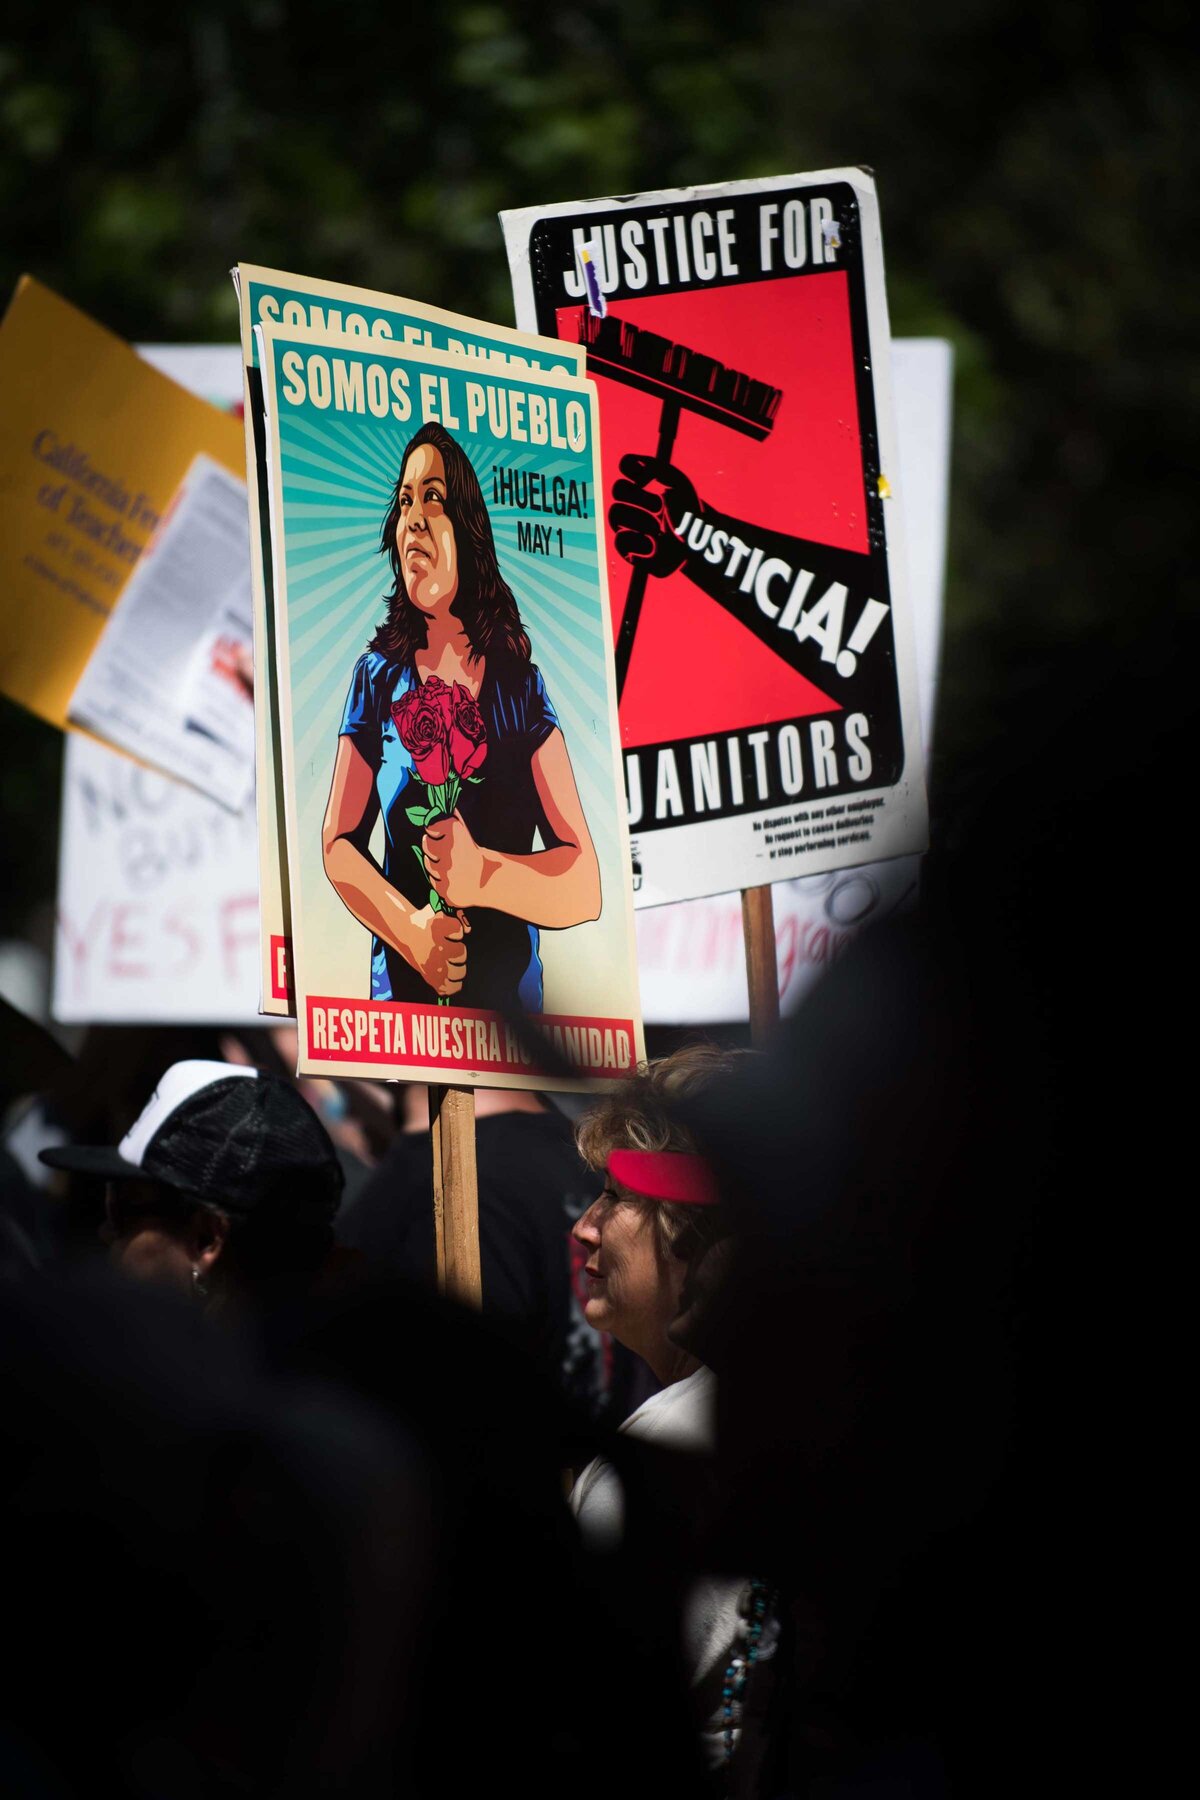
[306,995,637,1079]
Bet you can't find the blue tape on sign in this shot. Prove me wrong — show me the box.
[580,246,607,319]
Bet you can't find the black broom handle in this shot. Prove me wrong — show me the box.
[613,396,681,701]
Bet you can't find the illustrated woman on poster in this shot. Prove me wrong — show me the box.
[322,421,601,1011]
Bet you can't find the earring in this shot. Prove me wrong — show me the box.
[191,1265,208,1299]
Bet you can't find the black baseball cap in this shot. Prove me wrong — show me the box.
[39,1060,344,1219]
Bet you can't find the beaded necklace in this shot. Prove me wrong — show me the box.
[722,1575,769,1771]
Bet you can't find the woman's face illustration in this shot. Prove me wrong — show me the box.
[397,445,459,615]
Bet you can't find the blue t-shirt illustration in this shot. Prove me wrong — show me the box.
[339,651,561,1012]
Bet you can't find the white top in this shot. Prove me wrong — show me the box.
[571,1364,716,1550]
[571,1367,758,1769]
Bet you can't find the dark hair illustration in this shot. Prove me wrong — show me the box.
[370,421,531,665]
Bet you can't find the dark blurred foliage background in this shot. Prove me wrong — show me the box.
[2,0,1195,941]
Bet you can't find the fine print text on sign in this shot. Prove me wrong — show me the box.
[0,278,244,734]
[68,455,255,813]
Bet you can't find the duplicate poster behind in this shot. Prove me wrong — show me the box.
[233,264,583,1017]
[257,323,644,1089]
[503,169,929,907]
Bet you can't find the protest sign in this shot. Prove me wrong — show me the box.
[233,264,586,1017]
[51,345,261,1029]
[638,336,953,1023]
[502,170,929,909]
[0,277,244,731]
[256,321,644,1089]
[68,454,255,812]
[52,732,260,1026]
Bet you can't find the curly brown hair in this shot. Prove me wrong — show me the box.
[575,1042,754,1260]
[370,420,531,667]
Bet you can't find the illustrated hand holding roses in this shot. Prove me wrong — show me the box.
[392,676,488,1004]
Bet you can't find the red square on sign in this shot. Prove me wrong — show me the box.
[270,935,292,1003]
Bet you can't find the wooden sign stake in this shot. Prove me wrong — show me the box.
[428,1083,482,1305]
[741,885,780,1047]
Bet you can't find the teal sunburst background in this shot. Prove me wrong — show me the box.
[268,335,640,1025]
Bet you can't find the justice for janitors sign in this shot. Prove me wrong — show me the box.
[503,169,929,907]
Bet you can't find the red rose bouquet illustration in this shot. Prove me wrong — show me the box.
[391,676,487,1000]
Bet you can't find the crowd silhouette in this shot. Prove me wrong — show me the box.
[2,634,1174,1796]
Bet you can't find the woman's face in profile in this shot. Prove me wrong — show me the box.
[397,444,459,615]
[572,1184,685,1351]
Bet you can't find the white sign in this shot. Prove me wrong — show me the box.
[504,170,930,908]
[52,732,261,1025]
[138,343,245,412]
[68,453,255,813]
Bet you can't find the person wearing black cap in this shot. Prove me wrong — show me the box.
[40,1059,344,1305]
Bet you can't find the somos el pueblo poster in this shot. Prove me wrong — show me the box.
[256,320,644,1089]
[503,170,929,907]
[233,265,584,1018]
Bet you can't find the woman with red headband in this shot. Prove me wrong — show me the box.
[570,1044,772,1777]
[571,1045,729,1485]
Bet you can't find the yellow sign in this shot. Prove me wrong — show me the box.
[0,277,245,730]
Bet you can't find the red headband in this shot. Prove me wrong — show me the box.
[606,1148,720,1207]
